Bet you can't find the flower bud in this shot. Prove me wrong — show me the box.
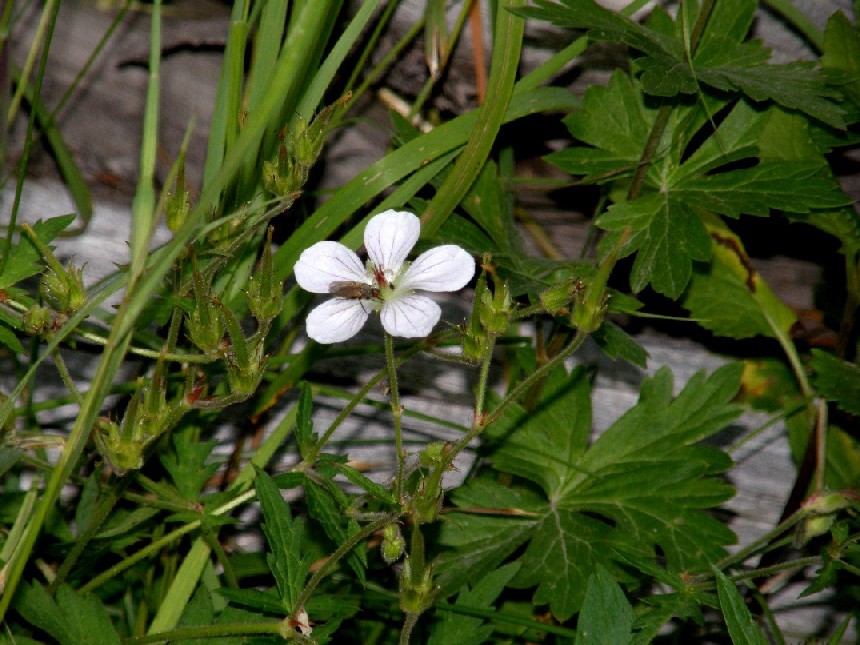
[23,305,53,336]
[186,263,224,355]
[571,278,607,333]
[263,95,347,197]
[246,227,284,323]
[40,262,87,314]
[418,442,449,468]
[540,278,583,316]
[381,523,405,564]
[399,557,436,614]
[221,304,267,397]
[794,490,857,546]
[93,416,145,475]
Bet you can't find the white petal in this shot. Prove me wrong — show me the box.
[398,245,475,292]
[364,210,420,274]
[294,241,368,294]
[380,295,441,338]
[306,298,369,344]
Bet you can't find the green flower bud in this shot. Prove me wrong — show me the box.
[399,557,436,614]
[381,523,405,564]
[795,490,857,546]
[803,490,854,515]
[221,301,267,397]
[571,279,607,333]
[540,278,583,316]
[93,417,144,475]
[23,305,53,336]
[224,343,267,397]
[40,262,87,314]
[187,305,225,355]
[479,280,512,334]
[418,442,449,468]
[186,263,224,355]
[246,227,284,323]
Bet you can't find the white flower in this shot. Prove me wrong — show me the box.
[294,210,475,344]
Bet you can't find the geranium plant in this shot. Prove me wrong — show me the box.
[1,0,859,643]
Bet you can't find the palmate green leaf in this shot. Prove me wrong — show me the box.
[0,214,76,290]
[547,71,655,182]
[15,583,121,645]
[577,89,846,297]
[437,480,639,621]
[810,349,860,416]
[597,193,712,298]
[674,161,850,218]
[521,0,846,127]
[440,364,742,620]
[682,214,797,339]
[517,0,682,62]
[694,62,845,129]
[575,565,634,645]
[254,467,309,613]
[160,429,221,501]
[487,367,592,486]
[435,479,545,593]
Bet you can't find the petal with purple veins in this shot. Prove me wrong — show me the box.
[364,210,420,275]
[294,241,368,294]
[398,245,475,292]
[306,298,369,343]
[379,295,441,338]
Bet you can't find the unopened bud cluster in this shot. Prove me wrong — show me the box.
[263,96,348,197]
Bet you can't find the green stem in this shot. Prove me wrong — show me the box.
[443,332,496,470]
[385,333,406,501]
[399,611,421,645]
[123,621,284,644]
[51,349,82,407]
[309,343,425,463]
[727,556,821,584]
[409,522,426,588]
[716,508,810,569]
[457,330,588,465]
[836,252,859,358]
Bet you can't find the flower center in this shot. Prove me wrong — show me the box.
[368,261,413,303]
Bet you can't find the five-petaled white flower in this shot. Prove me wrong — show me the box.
[294,210,475,344]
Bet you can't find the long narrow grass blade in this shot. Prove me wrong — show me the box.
[419,0,525,238]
